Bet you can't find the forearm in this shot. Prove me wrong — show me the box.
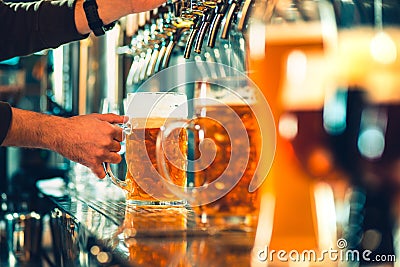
[2,107,125,177]
[74,0,166,34]
[74,0,127,34]
[2,107,65,153]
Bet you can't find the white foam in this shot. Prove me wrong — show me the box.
[126,92,188,118]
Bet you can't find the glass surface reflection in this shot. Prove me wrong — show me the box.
[116,205,256,266]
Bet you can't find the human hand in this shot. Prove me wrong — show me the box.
[56,113,127,178]
[3,108,127,178]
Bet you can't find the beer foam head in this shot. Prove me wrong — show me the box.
[126,92,188,118]
[195,78,256,106]
[265,21,324,44]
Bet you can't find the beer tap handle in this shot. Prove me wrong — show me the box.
[194,10,214,53]
[208,13,224,47]
[155,41,168,72]
[221,1,238,39]
[207,1,229,47]
[146,41,162,77]
[162,27,189,68]
[126,54,141,90]
[237,0,252,32]
[183,17,202,59]
[138,49,152,82]
[162,38,176,68]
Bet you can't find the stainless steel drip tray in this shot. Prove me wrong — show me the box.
[37,178,256,267]
[37,178,246,236]
[76,194,197,236]
[36,178,196,233]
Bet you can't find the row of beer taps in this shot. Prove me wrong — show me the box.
[121,0,254,91]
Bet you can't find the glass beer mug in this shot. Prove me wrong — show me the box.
[156,74,275,232]
[104,92,189,206]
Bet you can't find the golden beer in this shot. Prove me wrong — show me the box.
[124,118,187,204]
[192,104,261,228]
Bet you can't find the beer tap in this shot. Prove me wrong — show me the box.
[125,38,145,91]
[162,26,190,68]
[207,0,229,47]
[236,0,253,31]
[162,5,192,67]
[156,25,177,71]
[183,12,203,59]
[193,4,216,54]
[221,0,240,39]
[123,0,256,90]
[145,8,172,76]
[150,1,191,70]
[139,40,157,81]
[146,38,164,77]
[154,36,170,72]
[152,2,177,71]
[182,0,215,59]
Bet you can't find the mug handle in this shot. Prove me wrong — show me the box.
[102,122,130,189]
[103,162,127,188]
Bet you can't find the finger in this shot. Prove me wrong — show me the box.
[92,165,107,179]
[104,152,122,165]
[94,113,127,124]
[112,125,124,142]
[108,140,122,152]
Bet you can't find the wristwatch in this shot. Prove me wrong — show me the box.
[83,0,116,36]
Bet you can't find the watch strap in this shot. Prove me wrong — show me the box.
[83,0,116,36]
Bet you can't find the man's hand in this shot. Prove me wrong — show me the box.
[56,113,127,178]
[2,108,127,178]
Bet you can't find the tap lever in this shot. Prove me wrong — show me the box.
[162,39,175,68]
[194,9,215,53]
[237,0,252,31]
[184,28,199,58]
[207,0,229,47]
[221,0,240,39]
[183,17,202,59]
[162,27,189,68]
[155,42,168,72]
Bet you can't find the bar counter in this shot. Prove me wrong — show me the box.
[37,178,259,267]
